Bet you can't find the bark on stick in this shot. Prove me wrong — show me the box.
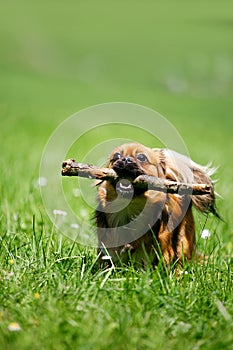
[61,159,212,195]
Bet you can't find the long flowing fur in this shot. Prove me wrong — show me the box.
[155,148,219,217]
[96,143,220,268]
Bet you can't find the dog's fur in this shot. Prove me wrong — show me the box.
[95,143,218,268]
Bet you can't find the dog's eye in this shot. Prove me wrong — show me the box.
[136,153,148,162]
[112,152,121,161]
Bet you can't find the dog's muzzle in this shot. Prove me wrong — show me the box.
[113,157,143,179]
[112,157,144,198]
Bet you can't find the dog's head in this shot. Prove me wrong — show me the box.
[107,143,164,198]
[108,143,163,177]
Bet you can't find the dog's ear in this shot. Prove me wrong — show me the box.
[153,148,220,218]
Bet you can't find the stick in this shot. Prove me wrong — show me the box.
[61,159,118,180]
[61,159,212,195]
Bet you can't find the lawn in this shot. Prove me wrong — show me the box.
[0,1,233,349]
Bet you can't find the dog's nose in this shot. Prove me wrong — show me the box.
[121,157,133,165]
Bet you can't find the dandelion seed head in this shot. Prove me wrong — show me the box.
[73,188,81,197]
[80,208,88,218]
[35,177,47,187]
[13,213,19,221]
[200,229,211,239]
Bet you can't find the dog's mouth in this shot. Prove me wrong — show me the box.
[112,159,146,197]
[116,179,134,198]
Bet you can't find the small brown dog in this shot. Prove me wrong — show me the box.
[95,143,218,268]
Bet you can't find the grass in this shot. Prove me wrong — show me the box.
[0,0,233,349]
[0,216,232,350]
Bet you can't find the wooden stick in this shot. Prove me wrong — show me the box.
[61,159,212,195]
[61,159,118,180]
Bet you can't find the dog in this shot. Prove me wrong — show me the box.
[95,143,219,268]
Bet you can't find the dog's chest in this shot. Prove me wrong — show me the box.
[105,195,150,228]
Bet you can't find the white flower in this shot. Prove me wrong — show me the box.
[73,188,81,197]
[70,223,79,229]
[80,208,88,218]
[3,271,15,280]
[35,177,47,187]
[8,322,21,332]
[53,209,67,216]
[200,229,211,239]
[13,213,19,221]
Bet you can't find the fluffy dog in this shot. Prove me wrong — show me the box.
[95,143,218,268]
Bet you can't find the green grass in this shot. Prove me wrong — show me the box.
[0,0,233,349]
[0,217,232,350]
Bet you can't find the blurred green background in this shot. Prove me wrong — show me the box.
[1,0,233,230]
[0,1,233,349]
